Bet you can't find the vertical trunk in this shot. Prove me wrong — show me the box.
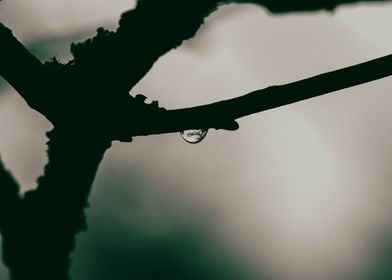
[1,128,111,280]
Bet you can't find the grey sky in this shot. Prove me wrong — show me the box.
[1,1,392,279]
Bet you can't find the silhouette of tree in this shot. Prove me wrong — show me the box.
[0,0,391,279]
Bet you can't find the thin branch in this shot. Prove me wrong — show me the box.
[129,53,392,136]
[0,1,390,279]
[4,0,387,138]
[234,0,392,13]
[0,23,55,117]
[68,0,392,94]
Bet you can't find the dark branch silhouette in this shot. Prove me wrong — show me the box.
[233,0,391,12]
[1,0,392,279]
[136,53,392,136]
[0,158,20,235]
[0,24,55,116]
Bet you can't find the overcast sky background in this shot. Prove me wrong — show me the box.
[1,1,392,279]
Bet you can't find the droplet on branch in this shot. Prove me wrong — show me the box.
[180,129,208,144]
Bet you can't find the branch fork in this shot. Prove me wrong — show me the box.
[1,0,392,279]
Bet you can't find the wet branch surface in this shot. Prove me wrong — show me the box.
[0,0,392,279]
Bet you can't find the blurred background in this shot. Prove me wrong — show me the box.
[1,1,392,279]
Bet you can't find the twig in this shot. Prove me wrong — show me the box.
[0,24,54,116]
[131,53,392,136]
[234,0,392,13]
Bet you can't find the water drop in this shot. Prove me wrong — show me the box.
[180,129,208,144]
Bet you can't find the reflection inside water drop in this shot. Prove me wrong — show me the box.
[180,129,208,144]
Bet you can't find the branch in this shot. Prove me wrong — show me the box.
[0,23,56,116]
[35,129,111,207]
[2,0,391,126]
[68,0,392,94]
[25,0,391,140]
[0,157,21,233]
[1,131,111,280]
[68,1,220,93]
[233,0,392,13]
[0,1,390,278]
[129,53,392,136]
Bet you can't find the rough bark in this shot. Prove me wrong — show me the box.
[0,0,391,279]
